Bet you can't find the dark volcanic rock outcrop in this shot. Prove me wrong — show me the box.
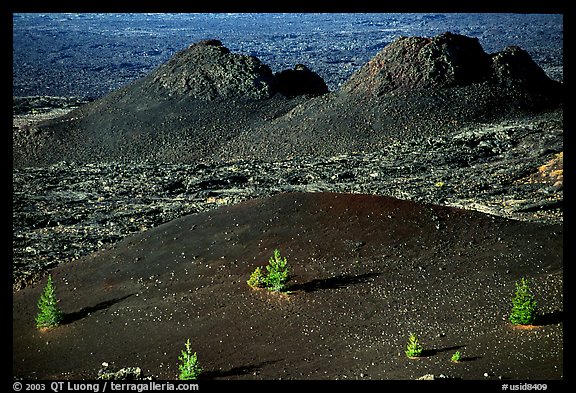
[341,32,493,95]
[490,45,560,91]
[341,32,560,96]
[274,64,329,97]
[149,39,276,101]
[13,109,563,289]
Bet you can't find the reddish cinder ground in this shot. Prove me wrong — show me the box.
[13,192,563,380]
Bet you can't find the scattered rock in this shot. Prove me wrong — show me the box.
[342,32,492,95]
[219,32,561,163]
[342,31,561,96]
[490,45,559,92]
[13,96,90,117]
[12,111,563,290]
[97,362,153,380]
[13,191,563,379]
[417,373,454,380]
[12,34,563,290]
[12,28,564,382]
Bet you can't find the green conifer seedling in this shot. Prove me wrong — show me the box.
[405,332,423,358]
[264,249,290,292]
[178,339,202,380]
[509,277,538,325]
[451,351,462,362]
[35,274,63,329]
[247,266,267,288]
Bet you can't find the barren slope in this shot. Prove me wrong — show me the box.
[13,192,563,380]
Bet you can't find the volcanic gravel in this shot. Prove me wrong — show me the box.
[12,33,562,169]
[13,192,563,380]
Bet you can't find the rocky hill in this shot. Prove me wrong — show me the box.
[13,32,561,168]
[219,32,561,161]
[342,32,558,94]
[12,39,324,168]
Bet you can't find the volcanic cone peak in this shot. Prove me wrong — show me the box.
[341,32,490,95]
[490,45,557,89]
[148,38,276,100]
[341,31,559,97]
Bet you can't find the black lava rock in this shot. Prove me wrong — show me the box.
[490,45,561,92]
[274,64,329,97]
[12,40,312,168]
[342,32,492,95]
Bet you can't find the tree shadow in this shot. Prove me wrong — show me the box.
[536,310,563,326]
[288,272,381,292]
[62,294,135,325]
[460,356,482,362]
[202,359,282,379]
[420,345,481,362]
[421,345,466,357]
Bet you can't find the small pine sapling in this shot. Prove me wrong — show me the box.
[35,274,63,329]
[405,333,423,358]
[265,249,290,292]
[247,266,267,288]
[178,339,202,380]
[451,351,462,363]
[509,277,538,326]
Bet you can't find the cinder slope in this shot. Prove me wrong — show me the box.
[13,192,563,380]
[12,40,319,168]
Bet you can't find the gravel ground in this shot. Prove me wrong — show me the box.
[13,192,563,380]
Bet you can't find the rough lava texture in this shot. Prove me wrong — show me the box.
[222,32,561,162]
[341,32,560,97]
[149,39,276,101]
[12,113,563,290]
[489,45,560,91]
[12,40,318,168]
[341,32,493,95]
[12,32,564,381]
